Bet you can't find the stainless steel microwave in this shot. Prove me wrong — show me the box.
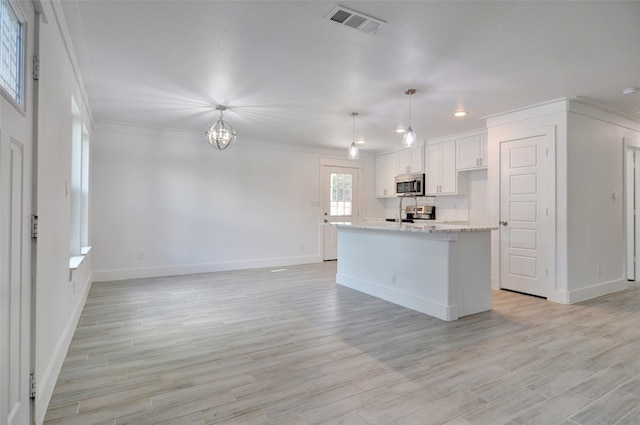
[395,173,425,196]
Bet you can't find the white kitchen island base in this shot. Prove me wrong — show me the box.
[336,224,493,321]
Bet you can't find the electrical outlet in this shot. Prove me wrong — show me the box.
[598,264,602,275]
[391,274,396,285]
[299,243,304,251]
[137,252,144,260]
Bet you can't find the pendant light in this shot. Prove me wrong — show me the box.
[348,112,360,160]
[402,89,417,147]
[206,105,236,150]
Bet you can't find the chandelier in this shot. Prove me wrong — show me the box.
[206,105,236,150]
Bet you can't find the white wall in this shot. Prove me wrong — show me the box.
[487,98,640,303]
[565,107,639,300]
[34,2,94,422]
[487,101,567,296]
[92,122,377,280]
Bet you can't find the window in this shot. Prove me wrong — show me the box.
[329,173,352,216]
[0,0,23,106]
[70,98,90,267]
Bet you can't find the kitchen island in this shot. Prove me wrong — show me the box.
[335,222,496,321]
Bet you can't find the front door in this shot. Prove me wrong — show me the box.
[0,3,34,424]
[499,130,553,297]
[321,166,359,260]
[0,138,30,425]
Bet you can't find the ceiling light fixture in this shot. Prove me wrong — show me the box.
[454,111,467,117]
[402,89,417,147]
[348,112,360,160]
[622,87,638,96]
[206,105,236,150]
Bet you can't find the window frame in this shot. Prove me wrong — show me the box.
[0,0,27,114]
[329,172,353,217]
[69,97,91,269]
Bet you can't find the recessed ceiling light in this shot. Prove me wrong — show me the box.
[396,127,405,133]
[454,111,467,117]
[356,139,366,146]
[622,87,638,95]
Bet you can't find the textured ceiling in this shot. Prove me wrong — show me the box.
[60,1,640,152]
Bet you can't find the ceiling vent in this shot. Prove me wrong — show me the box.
[326,5,385,35]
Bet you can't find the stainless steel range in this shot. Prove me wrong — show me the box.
[406,205,436,220]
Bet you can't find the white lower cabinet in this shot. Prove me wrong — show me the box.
[425,141,458,194]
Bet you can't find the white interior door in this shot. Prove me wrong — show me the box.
[626,148,640,281]
[499,133,551,297]
[321,166,359,260]
[626,149,635,280]
[1,139,30,425]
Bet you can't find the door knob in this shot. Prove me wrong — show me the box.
[500,221,508,226]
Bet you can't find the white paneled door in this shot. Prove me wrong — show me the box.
[1,3,34,424]
[322,166,359,261]
[499,131,553,298]
[0,139,30,425]
[626,148,640,281]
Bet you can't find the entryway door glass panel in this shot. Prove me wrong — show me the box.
[322,166,359,260]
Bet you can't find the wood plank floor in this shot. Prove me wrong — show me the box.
[44,261,640,425]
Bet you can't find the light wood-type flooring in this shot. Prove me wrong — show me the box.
[44,261,640,425]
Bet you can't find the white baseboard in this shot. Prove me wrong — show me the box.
[92,255,323,282]
[35,271,93,425]
[564,278,629,304]
[336,273,454,321]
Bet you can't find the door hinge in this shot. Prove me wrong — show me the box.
[30,373,36,398]
[31,214,38,239]
[32,55,40,80]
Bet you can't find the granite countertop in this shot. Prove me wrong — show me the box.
[335,220,497,234]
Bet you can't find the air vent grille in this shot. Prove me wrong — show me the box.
[330,9,351,24]
[326,5,385,35]
[344,14,367,29]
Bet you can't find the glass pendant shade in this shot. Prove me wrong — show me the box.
[348,141,360,160]
[402,125,417,147]
[206,106,236,150]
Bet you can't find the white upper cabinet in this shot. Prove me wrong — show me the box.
[397,145,424,174]
[376,145,424,198]
[425,141,458,194]
[456,134,487,170]
[375,151,397,197]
